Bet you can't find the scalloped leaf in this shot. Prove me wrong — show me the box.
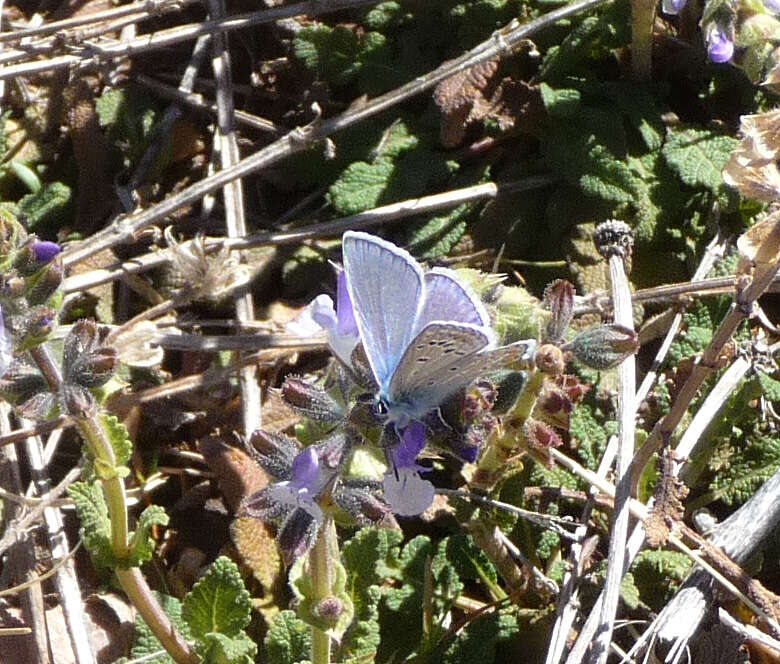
[182,556,252,639]
[264,610,311,664]
[67,481,114,568]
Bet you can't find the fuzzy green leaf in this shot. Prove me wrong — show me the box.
[708,435,780,505]
[440,608,518,664]
[101,414,133,466]
[327,158,396,215]
[67,481,114,568]
[182,557,252,639]
[757,372,780,403]
[662,129,739,197]
[200,632,257,664]
[264,610,311,664]
[131,593,191,664]
[17,182,72,230]
[128,505,169,566]
[631,550,692,608]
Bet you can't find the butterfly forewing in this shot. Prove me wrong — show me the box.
[417,268,491,331]
[388,322,492,413]
[343,232,424,387]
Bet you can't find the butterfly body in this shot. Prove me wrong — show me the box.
[342,232,535,428]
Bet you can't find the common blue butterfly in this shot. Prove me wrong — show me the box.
[341,231,535,429]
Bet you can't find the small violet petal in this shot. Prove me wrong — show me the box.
[764,0,780,13]
[290,447,321,493]
[707,27,734,63]
[392,421,427,469]
[31,241,61,264]
[336,271,358,336]
[661,0,686,14]
[382,468,435,516]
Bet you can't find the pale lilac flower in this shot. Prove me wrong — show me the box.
[382,421,436,516]
[662,0,687,15]
[764,0,780,13]
[707,26,735,62]
[286,271,360,367]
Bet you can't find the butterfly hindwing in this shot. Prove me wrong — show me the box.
[418,268,491,331]
[388,322,492,414]
[342,232,424,387]
[394,337,537,414]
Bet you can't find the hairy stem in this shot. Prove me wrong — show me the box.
[29,344,199,664]
[310,520,333,664]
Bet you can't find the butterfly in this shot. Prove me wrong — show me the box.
[341,231,536,429]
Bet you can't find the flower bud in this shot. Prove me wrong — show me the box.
[0,364,48,405]
[17,391,58,421]
[535,343,565,375]
[314,597,345,623]
[563,324,639,370]
[246,430,300,479]
[544,279,575,344]
[61,384,96,416]
[19,307,56,348]
[25,260,64,306]
[524,419,563,449]
[281,376,344,424]
[74,347,119,388]
[31,241,61,264]
[2,274,26,298]
[333,482,390,525]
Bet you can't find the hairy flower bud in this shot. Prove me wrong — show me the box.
[535,343,566,375]
[281,376,344,424]
[19,307,56,348]
[314,597,345,623]
[25,260,64,306]
[246,430,300,480]
[563,324,639,370]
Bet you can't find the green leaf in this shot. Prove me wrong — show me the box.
[440,608,519,664]
[570,402,610,471]
[182,557,252,639]
[708,435,780,505]
[100,414,133,466]
[131,592,192,664]
[200,632,258,664]
[67,481,114,568]
[757,372,780,402]
[327,158,396,215]
[264,610,311,664]
[17,182,72,230]
[662,128,739,198]
[342,527,404,596]
[631,550,692,608]
[128,505,169,566]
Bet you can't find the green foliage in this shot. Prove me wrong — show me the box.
[264,611,312,664]
[439,608,519,664]
[570,402,611,471]
[17,182,72,230]
[182,556,253,639]
[101,414,133,466]
[662,129,739,202]
[708,434,780,505]
[130,559,255,664]
[667,300,718,364]
[130,593,191,664]
[631,550,693,608]
[326,120,455,216]
[96,85,167,169]
[128,505,169,566]
[67,481,113,569]
[757,372,780,402]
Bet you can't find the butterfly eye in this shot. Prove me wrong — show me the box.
[375,399,389,417]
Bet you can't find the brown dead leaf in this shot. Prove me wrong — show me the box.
[198,435,269,512]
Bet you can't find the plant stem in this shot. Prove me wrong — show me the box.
[310,520,334,664]
[28,344,199,664]
[631,0,656,79]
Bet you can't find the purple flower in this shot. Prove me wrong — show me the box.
[31,241,61,264]
[286,271,360,367]
[707,27,734,63]
[662,0,687,15]
[382,422,436,516]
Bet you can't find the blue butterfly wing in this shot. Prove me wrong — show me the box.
[342,231,424,387]
[418,268,491,331]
